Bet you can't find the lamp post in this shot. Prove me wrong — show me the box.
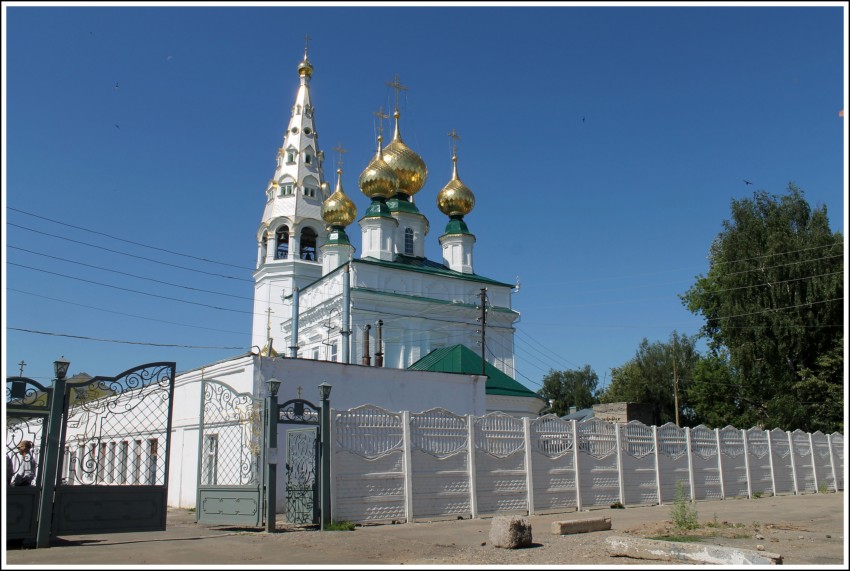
[265,378,281,533]
[318,382,332,530]
[36,356,71,548]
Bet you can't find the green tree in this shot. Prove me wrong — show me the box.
[687,350,749,428]
[537,365,599,416]
[599,331,699,426]
[681,185,843,432]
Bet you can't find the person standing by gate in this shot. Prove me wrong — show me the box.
[8,440,36,486]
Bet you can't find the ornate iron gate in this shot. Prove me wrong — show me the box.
[5,377,51,541]
[278,397,321,525]
[285,427,319,524]
[53,362,176,535]
[196,379,264,526]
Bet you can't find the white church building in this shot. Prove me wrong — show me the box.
[164,49,545,508]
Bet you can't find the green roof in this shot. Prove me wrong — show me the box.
[408,344,542,399]
[355,256,513,287]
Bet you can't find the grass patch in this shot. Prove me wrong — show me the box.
[649,534,703,543]
[752,491,763,498]
[670,481,699,531]
[187,507,195,513]
[324,520,355,531]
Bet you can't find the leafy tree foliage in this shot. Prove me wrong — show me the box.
[681,185,843,432]
[599,331,699,426]
[537,365,599,416]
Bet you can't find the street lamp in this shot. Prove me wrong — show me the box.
[318,382,332,530]
[53,356,70,380]
[264,377,281,533]
[266,378,281,398]
[318,382,332,402]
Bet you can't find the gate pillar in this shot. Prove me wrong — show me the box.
[265,378,281,532]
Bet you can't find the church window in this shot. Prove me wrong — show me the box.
[275,226,289,259]
[305,153,312,165]
[329,343,338,362]
[303,127,312,135]
[280,183,294,196]
[302,187,316,198]
[312,348,320,360]
[300,227,318,261]
[287,151,295,163]
[404,228,414,255]
[291,126,299,134]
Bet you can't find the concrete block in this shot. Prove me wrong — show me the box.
[551,517,612,535]
[606,536,782,565]
[489,516,532,549]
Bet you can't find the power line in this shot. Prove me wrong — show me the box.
[8,327,246,350]
[7,288,248,336]
[8,206,254,270]
[9,245,255,302]
[8,222,253,282]
[9,262,253,314]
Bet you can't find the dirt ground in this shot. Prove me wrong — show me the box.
[4,491,847,567]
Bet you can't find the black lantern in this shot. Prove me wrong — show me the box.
[266,377,281,398]
[318,382,332,401]
[53,356,70,380]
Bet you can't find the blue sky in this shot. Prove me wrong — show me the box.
[3,3,847,395]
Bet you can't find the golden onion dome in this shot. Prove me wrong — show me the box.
[359,135,399,200]
[437,154,475,217]
[297,53,313,77]
[382,110,427,196]
[322,168,357,227]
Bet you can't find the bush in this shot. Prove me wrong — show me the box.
[670,481,699,531]
[324,520,355,531]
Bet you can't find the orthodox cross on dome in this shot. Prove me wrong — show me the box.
[373,106,389,139]
[387,74,408,114]
[18,360,26,376]
[448,128,461,157]
[303,34,311,57]
[332,143,347,171]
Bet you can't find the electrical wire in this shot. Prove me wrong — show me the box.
[8,327,246,350]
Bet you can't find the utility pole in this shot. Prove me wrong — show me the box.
[477,288,487,376]
[672,353,680,427]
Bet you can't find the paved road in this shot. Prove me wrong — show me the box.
[4,492,846,567]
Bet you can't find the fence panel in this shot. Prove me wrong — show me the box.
[576,419,620,507]
[619,421,658,506]
[473,413,527,516]
[529,415,578,513]
[409,409,470,520]
[745,428,772,496]
[690,425,722,500]
[718,426,748,498]
[791,429,816,494]
[656,423,690,503]
[810,431,833,493]
[333,405,405,523]
[768,429,795,494]
[829,433,844,491]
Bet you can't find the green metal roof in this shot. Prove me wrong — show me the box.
[386,196,421,215]
[408,344,542,399]
[355,256,513,287]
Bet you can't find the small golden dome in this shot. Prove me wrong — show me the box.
[437,154,475,217]
[298,53,313,77]
[359,135,399,200]
[322,169,357,227]
[382,111,427,196]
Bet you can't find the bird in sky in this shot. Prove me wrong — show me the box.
[114,82,119,89]
[115,124,120,129]
[743,179,753,186]
[582,116,586,123]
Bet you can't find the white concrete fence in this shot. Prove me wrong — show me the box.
[330,406,845,524]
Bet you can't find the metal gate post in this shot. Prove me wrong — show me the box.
[319,383,332,530]
[36,358,70,548]
[265,379,281,533]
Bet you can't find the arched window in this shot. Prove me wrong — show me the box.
[404,228,414,255]
[275,226,289,259]
[300,227,318,261]
[261,232,269,262]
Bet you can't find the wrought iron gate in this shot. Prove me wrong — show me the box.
[6,362,176,544]
[53,362,176,535]
[5,377,51,540]
[196,379,264,526]
[285,427,319,524]
[278,397,321,525]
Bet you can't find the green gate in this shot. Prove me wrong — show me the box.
[285,427,319,524]
[196,379,265,527]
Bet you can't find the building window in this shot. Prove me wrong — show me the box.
[404,228,414,255]
[108,442,117,483]
[133,440,142,484]
[118,441,128,484]
[329,343,338,363]
[305,154,312,165]
[300,227,318,261]
[287,152,295,163]
[275,226,289,259]
[302,187,316,198]
[281,183,294,196]
[203,435,218,485]
[147,439,158,484]
[312,348,320,360]
[98,442,107,483]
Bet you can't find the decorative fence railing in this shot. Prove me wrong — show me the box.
[330,409,844,524]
